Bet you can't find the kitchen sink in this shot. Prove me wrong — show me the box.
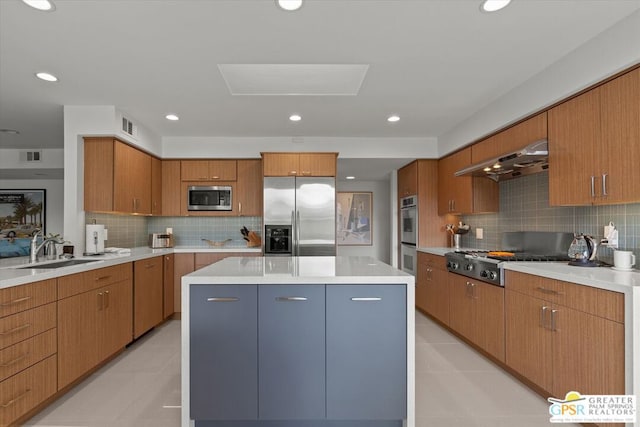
[16,259,101,269]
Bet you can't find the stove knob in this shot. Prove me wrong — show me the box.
[488,271,498,280]
[465,264,474,271]
[449,262,459,270]
[480,270,489,278]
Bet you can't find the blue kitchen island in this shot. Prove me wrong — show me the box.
[181,256,415,427]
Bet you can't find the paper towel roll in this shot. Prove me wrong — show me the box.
[86,224,106,254]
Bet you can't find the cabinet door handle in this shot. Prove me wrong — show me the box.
[536,286,563,296]
[104,290,110,309]
[1,389,31,408]
[591,176,596,197]
[95,275,111,282]
[276,297,308,302]
[0,323,31,336]
[289,170,298,176]
[0,296,32,307]
[551,309,558,331]
[97,292,104,310]
[602,173,608,196]
[0,352,30,367]
[207,297,239,302]
[301,171,311,175]
[351,297,382,301]
[471,282,477,299]
[238,202,242,214]
[540,306,548,329]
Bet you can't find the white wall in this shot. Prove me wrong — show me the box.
[0,149,63,170]
[2,180,64,235]
[336,180,390,263]
[438,10,640,155]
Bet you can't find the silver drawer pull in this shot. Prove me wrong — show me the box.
[350,297,382,301]
[0,323,32,336]
[0,352,30,367]
[0,296,32,307]
[207,297,239,302]
[95,275,111,281]
[536,287,563,296]
[1,389,31,408]
[276,297,308,302]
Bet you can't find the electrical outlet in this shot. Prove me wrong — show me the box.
[476,228,484,239]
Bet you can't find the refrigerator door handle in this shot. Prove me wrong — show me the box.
[296,210,301,256]
[291,210,296,256]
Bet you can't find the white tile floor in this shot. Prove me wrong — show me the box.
[26,312,579,426]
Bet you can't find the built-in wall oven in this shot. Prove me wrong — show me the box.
[400,195,418,275]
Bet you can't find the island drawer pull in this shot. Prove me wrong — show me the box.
[350,297,382,302]
[0,296,32,307]
[276,297,307,302]
[207,297,239,302]
[0,323,32,336]
[0,352,30,367]
[1,389,31,408]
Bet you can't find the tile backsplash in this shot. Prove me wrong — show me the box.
[460,171,640,262]
[85,214,262,249]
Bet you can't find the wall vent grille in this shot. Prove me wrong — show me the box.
[19,150,43,162]
[121,116,138,138]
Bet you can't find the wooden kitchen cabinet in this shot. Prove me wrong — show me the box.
[84,137,152,215]
[181,160,237,181]
[417,160,451,247]
[151,156,162,216]
[161,160,182,216]
[235,159,263,216]
[438,148,498,215]
[163,254,175,319]
[416,252,449,325]
[133,257,164,339]
[57,266,133,389]
[471,112,548,164]
[262,152,337,177]
[449,274,505,362]
[549,67,640,206]
[505,271,624,400]
[174,253,195,313]
[397,161,417,198]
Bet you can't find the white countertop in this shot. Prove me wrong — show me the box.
[0,246,262,289]
[183,256,414,285]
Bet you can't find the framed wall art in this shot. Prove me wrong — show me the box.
[0,189,46,258]
[337,191,372,246]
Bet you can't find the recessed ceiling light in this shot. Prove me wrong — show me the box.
[480,0,511,13]
[346,176,355,180]
[166,114,179,121]
[22,0,55,11]
[289,114,302,122]
[387,115,400,123]
[35,72,58,82]
[0,129,20,135]
[277,0,303,11]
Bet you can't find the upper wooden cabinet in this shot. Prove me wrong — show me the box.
[181,160,237,181]
[84,138,152,215]
[262,152,337,177]
[397,161,417,198]
[151,156,162,216]
[236,159,263,217]
[161,160,182,216]
[416,160,449,247]
[437,148,498,215]
[471,112,547,164]
[549,67,640,206]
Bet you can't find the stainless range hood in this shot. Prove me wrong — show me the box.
[455,139,548,182]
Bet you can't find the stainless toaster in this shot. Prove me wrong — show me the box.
[149,233,174,248]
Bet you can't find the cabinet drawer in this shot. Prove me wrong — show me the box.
[0,355,57,427]
[0,329,56,382]
[0,280,56,319]
[0,303,56,351]
[418,253,446,271]
[58,263,132,299]
[505,271,624,323]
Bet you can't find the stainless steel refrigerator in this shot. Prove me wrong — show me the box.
[263,177,336,256]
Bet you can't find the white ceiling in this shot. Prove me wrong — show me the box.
[1,0,639,180]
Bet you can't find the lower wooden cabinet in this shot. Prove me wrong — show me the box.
[416,253,449,325]
[163,254,175,319]
[133,257,164,339]
[505,271,624,401]
[449,274,505,362]
[58,279,132,389]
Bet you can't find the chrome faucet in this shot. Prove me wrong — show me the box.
[30,230,64,263]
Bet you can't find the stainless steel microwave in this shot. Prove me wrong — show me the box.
[187,185,232,211]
